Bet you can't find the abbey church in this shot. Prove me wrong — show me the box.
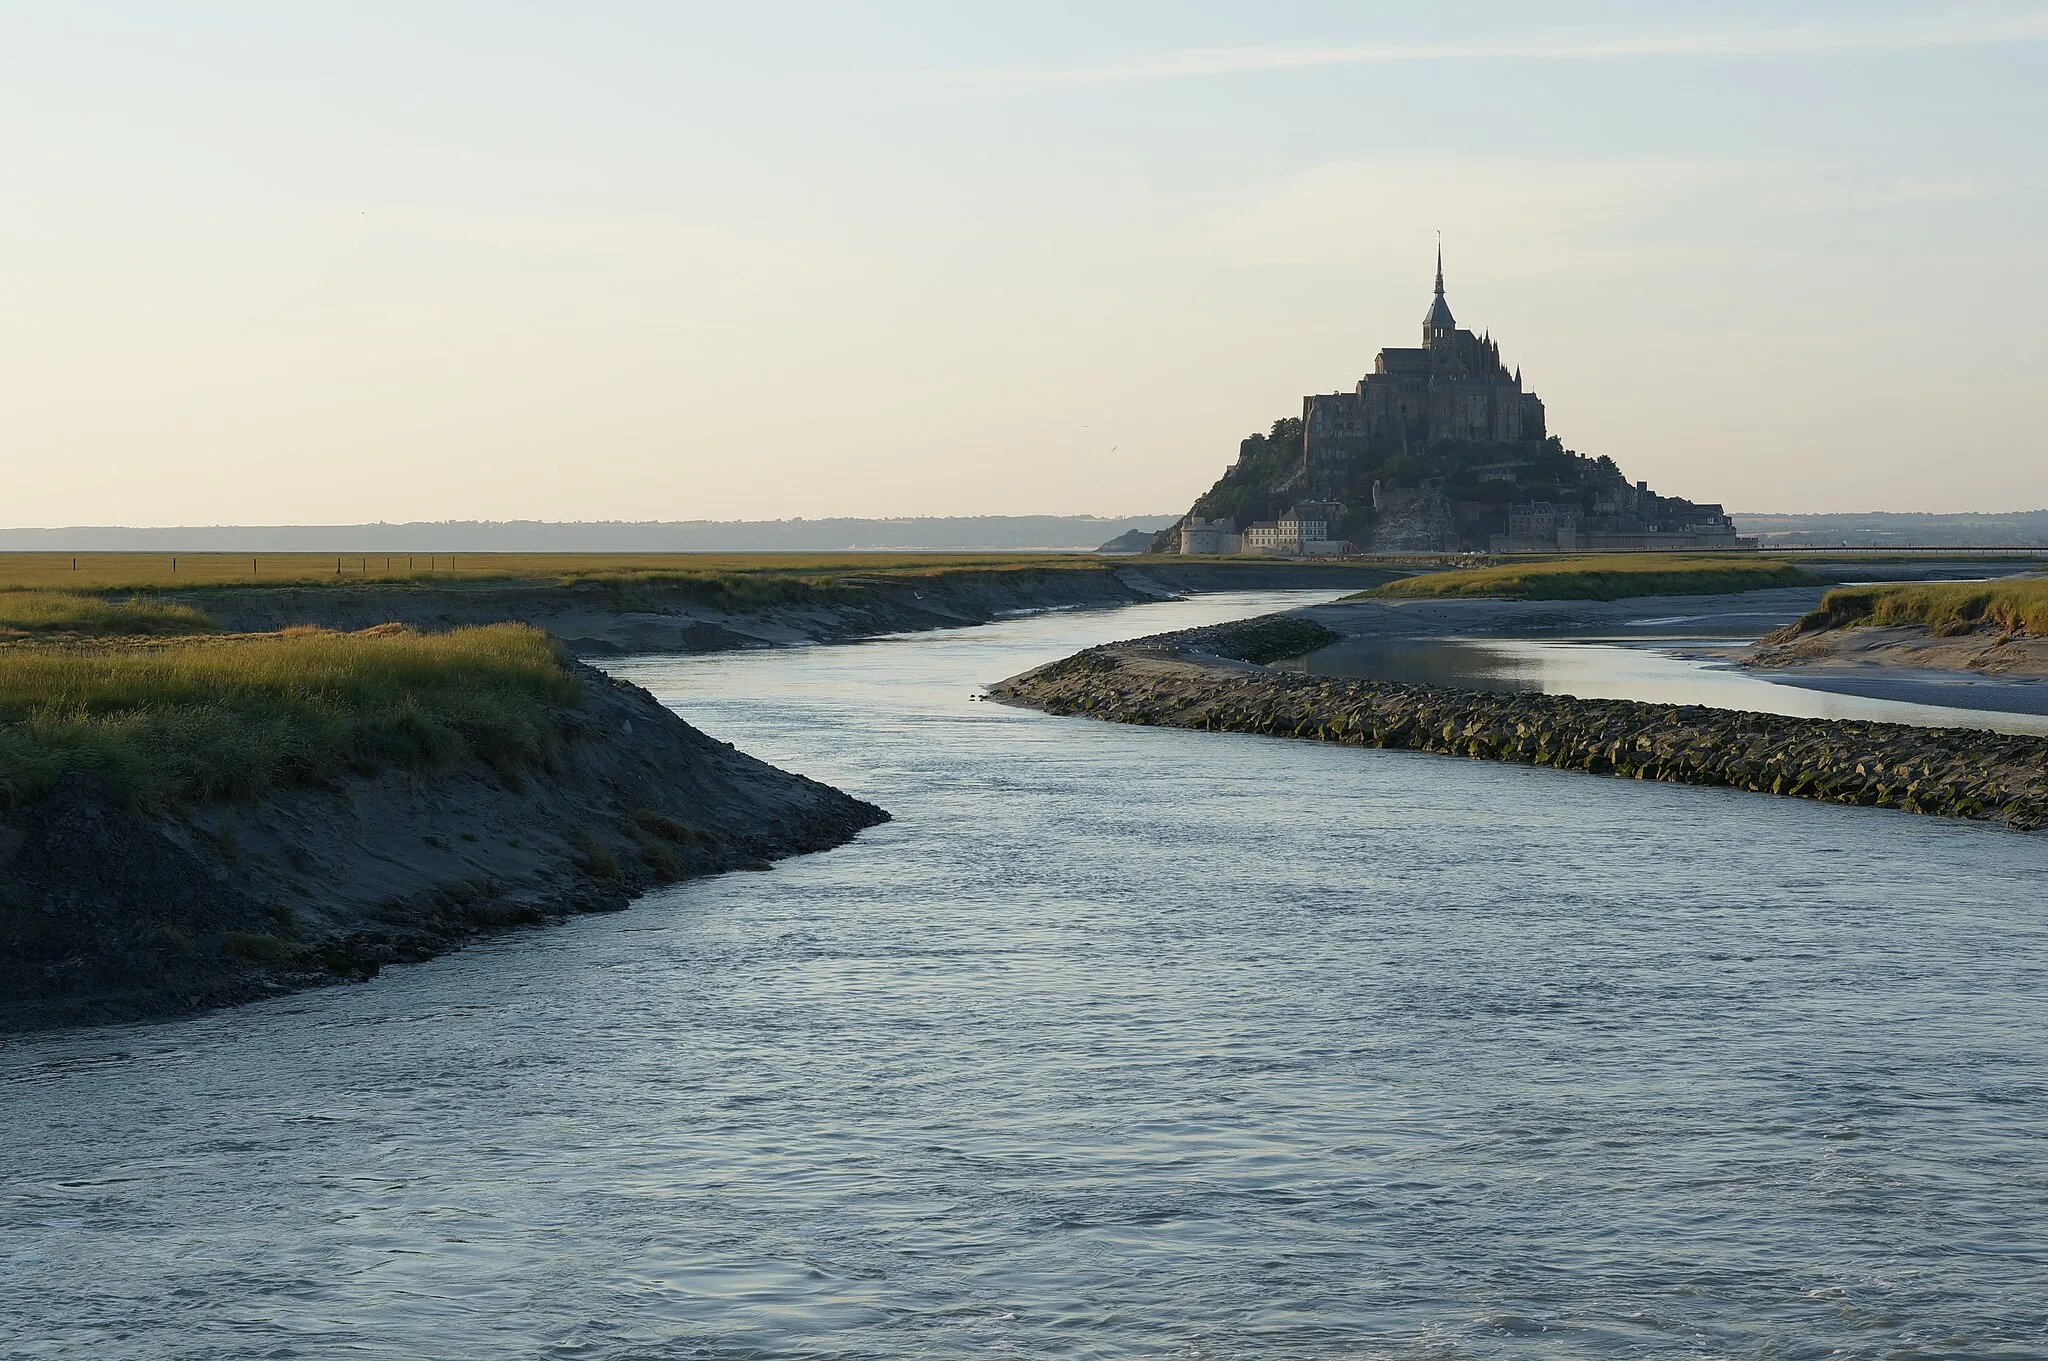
[1302,249,1545,473]
[1162,251,1748,555]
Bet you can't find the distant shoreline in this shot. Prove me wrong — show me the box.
[0,515,1182,554]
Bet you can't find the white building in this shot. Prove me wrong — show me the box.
[1178,516,1242,555]
[1242,507,1344,556]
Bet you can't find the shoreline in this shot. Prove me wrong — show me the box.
[1296,581,2048,724]
[989,615,2048,831]
[0,659,888,1034]
[2,564,1382,1034]
[1744,619,2048,678]
[160,561,1406,657]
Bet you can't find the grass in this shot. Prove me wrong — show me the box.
[0,550,1413,594]
[1366,554,1820,601]
[0,590,216,638]
[0,551,1123,592]
[0,623,578,808]
[1795,577,2048,638]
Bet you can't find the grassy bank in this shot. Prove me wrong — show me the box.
[1368,554,1818,601]
[0,550,1119,592]
[1797,577,2048,637]
[0,624,577,808]
[0,550,1410,594]
[0,590,216,637]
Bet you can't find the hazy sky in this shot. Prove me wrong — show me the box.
[2,2,2045,524]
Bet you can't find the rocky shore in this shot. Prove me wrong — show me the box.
[0,660,888,1032]
[991,615,2048,831]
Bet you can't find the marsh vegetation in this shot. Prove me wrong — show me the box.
[1794,576,2048,637]
[0,623,576,808]
[1366,554,1817,601]
[0,590,217,637]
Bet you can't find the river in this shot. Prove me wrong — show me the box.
[1287,634,2048,736]
[4,591,2046,1358]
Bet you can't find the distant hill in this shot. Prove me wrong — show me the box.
[1732,511,2048,547]
[1095,528,1158,554]
[0,516,1181,554]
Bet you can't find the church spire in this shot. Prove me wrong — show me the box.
[1423,238,1455,343]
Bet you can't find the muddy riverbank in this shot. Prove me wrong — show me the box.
[0,660,887,1032]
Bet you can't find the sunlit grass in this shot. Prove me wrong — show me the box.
[0,551,1118,592]
[0,623,577,807]
[1802,577,2048,637]
[0,590,216,637]
[1366,554,1818,601]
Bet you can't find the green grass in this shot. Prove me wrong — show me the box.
[1365,554,1819,601]
[0,590,216,637]
[0,623,578,808]
[0,550,1398,594]
[1796,577,2048,638]
[0,551,1117,592]
[561,569,863,611]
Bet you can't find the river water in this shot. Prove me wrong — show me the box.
[1288,635,2048,736]
[5,592,2048,1358]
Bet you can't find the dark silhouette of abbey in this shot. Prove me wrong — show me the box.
[1163,252,1750,553]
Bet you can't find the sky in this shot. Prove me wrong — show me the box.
[1,2,2044,525]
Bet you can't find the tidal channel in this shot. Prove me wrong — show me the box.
[4,591,2046,1357]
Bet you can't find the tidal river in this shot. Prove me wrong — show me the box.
[5,592,2047,1358]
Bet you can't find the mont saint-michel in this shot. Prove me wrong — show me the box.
[1164,252,1750,556]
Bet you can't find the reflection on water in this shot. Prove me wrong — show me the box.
[1290,635,2048,736]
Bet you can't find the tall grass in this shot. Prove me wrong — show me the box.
[1804,577,2048,637]
[562,570,861,610]
[0,551,1113,592]
[1368,554,1817,601]
[0,590,215,637]
[0,624,578,808]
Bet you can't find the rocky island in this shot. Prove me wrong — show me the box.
[1155,252,1751,557]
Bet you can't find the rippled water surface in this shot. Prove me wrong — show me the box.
[6,592,2048,1358]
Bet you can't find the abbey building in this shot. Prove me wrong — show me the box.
[1302,249,1544,477]
[1160,251,1750,555]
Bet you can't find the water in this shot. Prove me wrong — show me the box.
[6,592,2048,1358]
[1293,635,2048,736]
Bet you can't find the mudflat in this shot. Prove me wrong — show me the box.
[1746,624,2048,680]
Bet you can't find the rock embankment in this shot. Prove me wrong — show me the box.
[991,617,2048,830]
[0,661,888,1032]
